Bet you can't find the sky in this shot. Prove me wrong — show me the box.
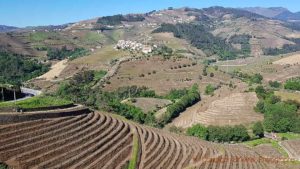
[1,0,300,27]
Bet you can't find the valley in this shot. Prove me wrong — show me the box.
[1,4,300,169]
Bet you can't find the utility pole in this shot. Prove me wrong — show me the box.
[13,88,17,111]
[1,87,4,102]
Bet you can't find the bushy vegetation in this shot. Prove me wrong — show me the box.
[254,86,300,133]
[0,163,8,169]
[0,95,72,109]
[233,70,263,84]
[187,124,250,143]
[268,80,281,88]
[205,84,216,95]
[284,77,300,91]
[153,23,238,60]
[0,51,49,85]
[47,46,89,60]
[97,14,145,25]
[164,88,189,100]
[161,84,200,124]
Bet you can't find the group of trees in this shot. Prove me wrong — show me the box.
[152,45,173,59]
[161,84,201,124]
[56,71,159,125]
[187,124,250,143]
[268,80,281,88]
[284,77,300,91]
[47,46,88,60]
[254,86,300,133]
[56,70,202,128]
[97,14,145,25]
[0,51,49,85]
[164,88,189,100]
[229,34,251,56]
[233,71,263,84]
[153,23,238,60]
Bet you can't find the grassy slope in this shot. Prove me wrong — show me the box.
[0,96,72,109]
[128,132,139,169]
[244,138,289,157]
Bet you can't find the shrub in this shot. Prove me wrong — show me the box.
[269,81,281,88]
[252,122,264,138]
[284,77,300,91]
[205,84,216,95]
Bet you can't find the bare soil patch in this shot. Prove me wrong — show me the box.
[37,59,68,81]
[122,97,172,113]
[254,144,285,159]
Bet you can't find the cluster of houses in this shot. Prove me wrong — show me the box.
[114,40,154,54]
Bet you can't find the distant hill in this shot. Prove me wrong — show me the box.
[0,25,18,32]
[243,7,300,21]
[243,7,288,18]
[275,11,300,21]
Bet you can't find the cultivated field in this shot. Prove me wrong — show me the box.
[171,84,263,128]
[216,55,300,82]
[60,45,130,79]
[0,111,294,169]
[105,56,232,95]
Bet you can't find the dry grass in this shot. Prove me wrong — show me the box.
[104,56,232,95]
[275,91,300,104]
[59,46,130,78]
[273,53,300,65]
[37,59,68,81]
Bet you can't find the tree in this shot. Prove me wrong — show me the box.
[255,86,266,98]
[252,122,264,138]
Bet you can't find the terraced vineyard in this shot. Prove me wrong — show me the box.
[172,92,263,128]
[281,140,300,160]
[0,111,295,169]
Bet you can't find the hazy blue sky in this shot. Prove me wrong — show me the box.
[1,0,300,27]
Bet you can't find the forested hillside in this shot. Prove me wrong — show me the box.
[0,51,49,85]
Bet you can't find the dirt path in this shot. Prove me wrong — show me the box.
[38,59,68,81]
